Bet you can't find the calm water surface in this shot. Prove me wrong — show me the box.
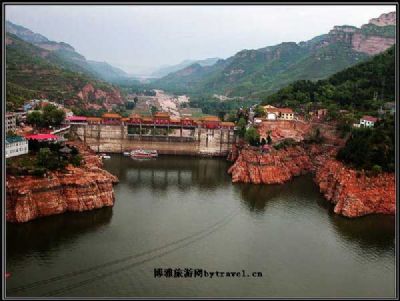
[6,155,395,297]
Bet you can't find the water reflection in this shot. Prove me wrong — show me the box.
[234,183,284,213]
[329,212,395,252]
[6,155,395,297]
[103,155,231,190]
[7,207,113,263]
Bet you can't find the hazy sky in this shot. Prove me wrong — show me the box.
[5,5,396,75]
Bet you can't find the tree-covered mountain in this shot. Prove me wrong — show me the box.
[6,33,125,111]
[153,11,395,98]
[5,20,130,83]
[262,45,395,113]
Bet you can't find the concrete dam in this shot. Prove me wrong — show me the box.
[71,124,237,156]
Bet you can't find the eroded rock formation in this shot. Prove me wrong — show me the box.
[6,142,118,223]
[228,145,315,184]
[315,159,395,218]
[228,144,395,217]
[77,83,124,109]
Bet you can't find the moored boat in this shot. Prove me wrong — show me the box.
[99,153,111,159]
[130,149,158,159]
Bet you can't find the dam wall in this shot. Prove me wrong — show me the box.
[71,124,236,156]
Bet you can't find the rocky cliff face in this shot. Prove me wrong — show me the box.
[77,83,125,109]
[369,11,396,26]
[351,34,395,55]
[315,159,395,218]
[327,12,396,55]
[228,145,316,184]
[228,144,395,217]
[6,142,119,223]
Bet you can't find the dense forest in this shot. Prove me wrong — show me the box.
[262,46,395,113]
[336,115,395,172]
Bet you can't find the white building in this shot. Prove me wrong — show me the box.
[266,112,277,120]
[360,115,378,128]
[278,108,295,120]
[254,118,263,125]
[6,136,29,158]
[264,106,295,121]
[6,113,17,133]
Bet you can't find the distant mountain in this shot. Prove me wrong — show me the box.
[87,60,130,81]
[154,11,396,98]
[5,20,130,83]
[6,32,124,111]
[151,57,221,78]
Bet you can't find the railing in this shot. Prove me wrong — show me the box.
[51,125,71,134]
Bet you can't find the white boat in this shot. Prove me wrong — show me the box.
[123,151,131,156]
[99,153,111,159]
[130,149,158,159]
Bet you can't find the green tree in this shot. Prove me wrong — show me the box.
[254,105,265,117]
[42,105,65,127]
[27,110,43,128]
[150,105,158,116]
[244,127,260,146]
[237,117,247,138]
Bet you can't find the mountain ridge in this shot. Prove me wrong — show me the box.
[153,11,396,98]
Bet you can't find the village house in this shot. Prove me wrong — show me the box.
[263,106,295,121]
[359,115,378,128]
[254,117,263,125]
[278,108,295,120]
[6,112,17,133]
[5,136,29,158]
[266,112,277,120]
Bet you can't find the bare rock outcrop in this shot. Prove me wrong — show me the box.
[6,142,118,223]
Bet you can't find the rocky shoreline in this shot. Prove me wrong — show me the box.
[6,142,119,223]
[228,144,395,218]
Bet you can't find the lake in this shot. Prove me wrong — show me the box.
[6,155,395,297]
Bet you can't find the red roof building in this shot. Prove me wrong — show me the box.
[361,115,378,123]
[360,115,378,127]
[25,134,59,141]
[67,116,87,123]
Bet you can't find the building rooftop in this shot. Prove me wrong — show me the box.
[102,113,122,119]
[154,112,170,118]
[201,116,220,122]
[86,117,102,121]
[221,122,235,126]
[129,113,142,119]
[278,108,294,114]
[361,115,378,122]
[68,116,87,121]
[6,136,26,144]
[25,134,58,141]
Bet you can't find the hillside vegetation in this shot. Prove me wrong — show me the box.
[6,33,122,111]
[153,14,395,98]
[262,46,395,112]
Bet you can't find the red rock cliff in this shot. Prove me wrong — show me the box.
[6,142,119,223]
[77,83,124,109]
[228,144,395,217]
[228,145,314,184]
[315,159,395,218]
